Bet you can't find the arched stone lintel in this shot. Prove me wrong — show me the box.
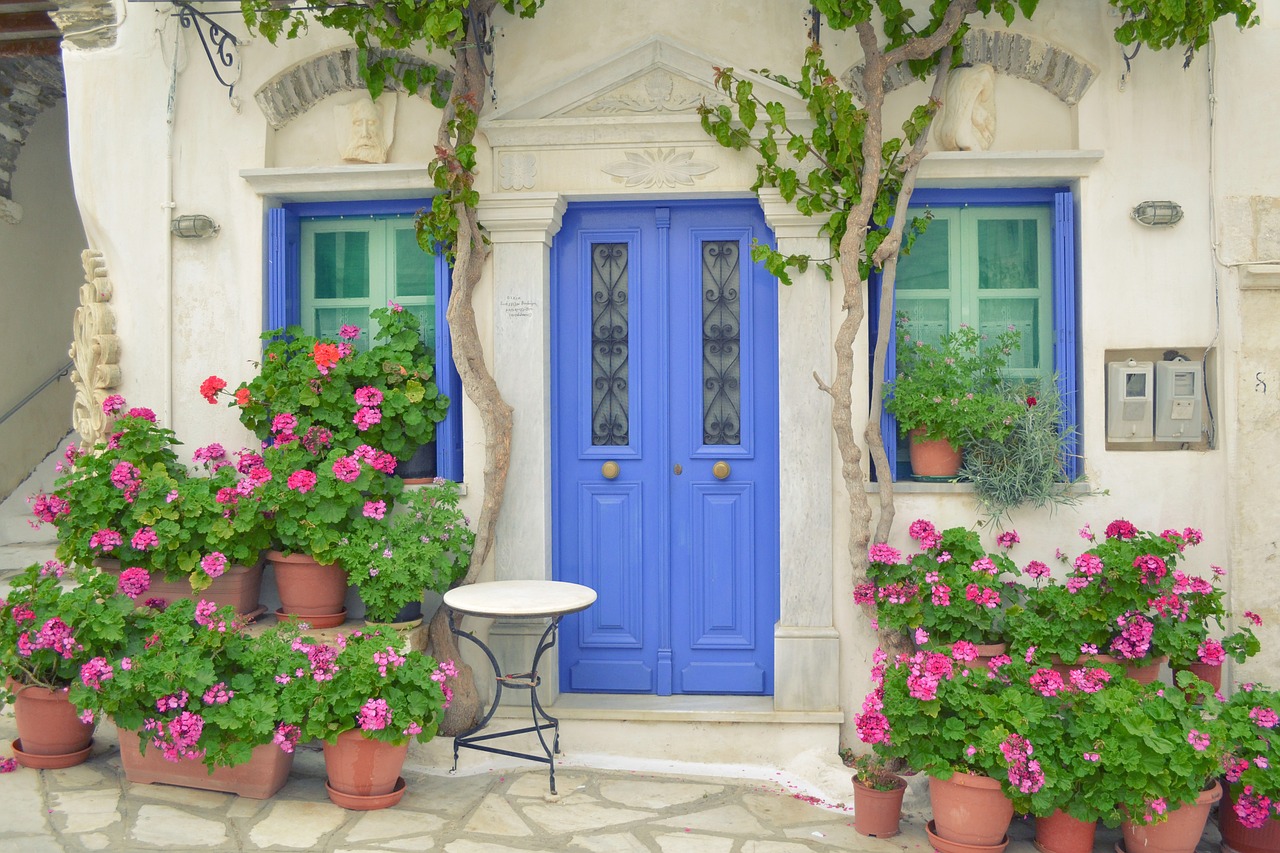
[253,47,452,130]
[843,28,1097,107]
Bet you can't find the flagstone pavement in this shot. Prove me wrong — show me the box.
[0,708,1224,853]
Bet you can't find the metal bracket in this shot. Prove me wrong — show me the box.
[173,2,242,102]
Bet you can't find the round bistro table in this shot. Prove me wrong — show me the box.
[442,580,596,794]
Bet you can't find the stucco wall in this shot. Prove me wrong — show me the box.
[0,99,83,500]
[52,0,1277,749]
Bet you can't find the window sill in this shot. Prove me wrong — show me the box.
[868,480,1095,496]
[403,481,468,496]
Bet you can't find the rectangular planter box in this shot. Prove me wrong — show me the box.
[118,729,293,799]
[99,561,265,619]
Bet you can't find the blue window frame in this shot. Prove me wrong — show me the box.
[871,187,1079,482]
[266,200,463,481]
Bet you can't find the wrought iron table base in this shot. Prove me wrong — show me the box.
[448,612,563,793]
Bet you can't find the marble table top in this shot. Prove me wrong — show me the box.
[443,580,597,619]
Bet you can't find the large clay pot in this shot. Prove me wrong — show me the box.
[323,728,409,805]
[1220,782,1280,853]
[853,777,907,837]
[99,559,265,617]
[972,643,1008,671]
[11,683,95,766]
[1121,780,1221,853]
[117,729,293,799]
[1172,661,1223,702]
[908,428,962,477]
[268,550,348,622]
[1035,809,1097,853]
[1050,653,1166,685]
[930,771,1015,846]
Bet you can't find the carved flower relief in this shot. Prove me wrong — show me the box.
[602,149,718,189]
[499,152,537,190]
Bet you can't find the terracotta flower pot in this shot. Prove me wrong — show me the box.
[930,771,1015,846]
[1220,782,1280,853]
[926,819,1009,853]
[1035,809,1098,853]
[1172,661,1223,702]
[853,777,907,837]
[972,643,1008,671]
[323,728,409,800]
[909,428,962,477]
[11,683,95,762]
[1121,780,1221,853]
[117,729,293,799]
[268,550,348,620]
[1050,653,1167,685]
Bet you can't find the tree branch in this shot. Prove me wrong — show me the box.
[882,0,977,68]
[866,46,955,545]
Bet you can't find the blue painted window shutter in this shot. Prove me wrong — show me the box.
[265,205,463,481]
[1053,190,1080,481]
[266,207,300,329]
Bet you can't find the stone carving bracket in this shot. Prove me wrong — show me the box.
[69,250,121,449]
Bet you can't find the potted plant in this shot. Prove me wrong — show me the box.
[33,397,272,615]
[883,317,1024,477]
[271,623,453,808]
[69,597,299,798]
[1016,661,1135,853]
[0,561,141,767]
[240,438,402,626]
[1097,677,1226,853]
[1008,520,1200,682]
[845,751,908,838]
[333,479,475,626]
[960,378,1083,528]
[1217,682,1280,853]
[856,644,1046,850]
[1159,563,1261,697]
[204,304,449,469]
[860,519,1018,655]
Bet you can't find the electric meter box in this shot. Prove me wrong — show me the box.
[1106,360,1154,441]
[1155,360,1204,442]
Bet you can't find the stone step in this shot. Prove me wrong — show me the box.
[0,431,71,544]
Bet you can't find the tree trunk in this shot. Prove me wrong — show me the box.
[426,604,483,736]
[427,0,510,733]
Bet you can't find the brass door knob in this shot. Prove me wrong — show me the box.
[712,460,731,480]
[602,460,620,479]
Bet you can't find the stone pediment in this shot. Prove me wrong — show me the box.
[486,35,807,126]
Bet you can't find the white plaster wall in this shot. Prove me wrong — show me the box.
[55,0,1279,750]
[0,99,84,499]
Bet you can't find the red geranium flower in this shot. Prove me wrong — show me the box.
[234,387,251,406]
[199,375,226,404]
[1026,395,1037,407]
[312,342,341,373]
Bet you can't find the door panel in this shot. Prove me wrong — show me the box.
[553,200,778,695]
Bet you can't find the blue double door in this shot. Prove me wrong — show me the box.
[552,200,779,695]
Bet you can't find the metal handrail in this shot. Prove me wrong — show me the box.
[0,360,73,428]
